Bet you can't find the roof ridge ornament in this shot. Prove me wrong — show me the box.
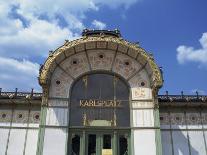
[82,29,121,38]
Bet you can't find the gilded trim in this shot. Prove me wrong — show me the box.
[39,36,163,91]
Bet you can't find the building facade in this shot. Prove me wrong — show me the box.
[0,30,207,155]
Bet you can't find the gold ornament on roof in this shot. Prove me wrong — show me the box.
[39,29,163,93]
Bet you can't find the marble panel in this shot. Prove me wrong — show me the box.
[128,48,138,58]
[65,47,75,57]
[55,53,66,64]
[131,87,152,100]
[7,129,26,155]
[186,112,202,129]
[201,112,207,129]
[60,52,90,78]
[170,112,186,129]
[49,66,73,98]
[136,54,147,66]
[204,131,207,151]
[188,131,206,155]
[172,131,189,155]
[97,41,107,49]
[74,43,85,52]
[129,69,150,88]
[0,109,12,126]
[145,62,153,76]
[28,110,40,127]
[49,61,57,73]
[24,129,39,155]
[131,101,154,109]
[12,110,29,127]
[118,44,128,53]
[88,49,115,71]
[132,109,154,127]
[46,108,68,126]
[107,41,117,50]
[43,128,67,155]
[48,99,68,107]
[113,53,141,79]
[161,131,173,155]
[133,129,156,155]
[85,41,96,50]
[160,113,170,129]
[0,128,9,155]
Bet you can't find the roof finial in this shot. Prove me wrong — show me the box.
[82,29,121,37]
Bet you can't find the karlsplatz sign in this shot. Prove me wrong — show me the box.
[80,99,122,108]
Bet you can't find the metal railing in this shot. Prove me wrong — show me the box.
[0,88,206,102]
[0,88,42,99]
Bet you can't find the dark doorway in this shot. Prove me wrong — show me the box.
[88,134,96,155]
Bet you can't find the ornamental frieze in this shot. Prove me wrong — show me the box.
[0,110,40,124]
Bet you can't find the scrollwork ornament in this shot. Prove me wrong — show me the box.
[42,85,49,105]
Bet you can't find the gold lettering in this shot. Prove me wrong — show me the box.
[80,100,85,107]
[85,100,89,106]
[117,100,121,107]
[89,99,94,106]
[79,99,122,108]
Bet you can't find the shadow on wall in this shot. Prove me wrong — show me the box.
[162,128,206,155]
[173,130,199,155]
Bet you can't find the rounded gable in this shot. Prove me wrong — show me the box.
[39,30,163,90]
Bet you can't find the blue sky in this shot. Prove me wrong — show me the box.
[0,0,206,95]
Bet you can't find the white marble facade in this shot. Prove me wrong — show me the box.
[1,108,207,155]
[45,40,157,155]
[160,110,207,155]
[0,109,40,155]
[0,35,206,155]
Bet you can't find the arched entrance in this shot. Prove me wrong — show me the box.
[68,73,130,155]
[37,30,163,155]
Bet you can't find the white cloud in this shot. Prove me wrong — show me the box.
[91,20,106,29]
[177,32,207,67]
[0,0,139,91]
[0,18,76,58]
[0,57,41,91]
[0,0,139,58]
[96,0,139,9]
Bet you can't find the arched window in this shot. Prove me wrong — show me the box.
[69,73,130,127]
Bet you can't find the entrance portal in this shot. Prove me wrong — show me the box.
[69,73,130,155]
[69,130,130,155]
